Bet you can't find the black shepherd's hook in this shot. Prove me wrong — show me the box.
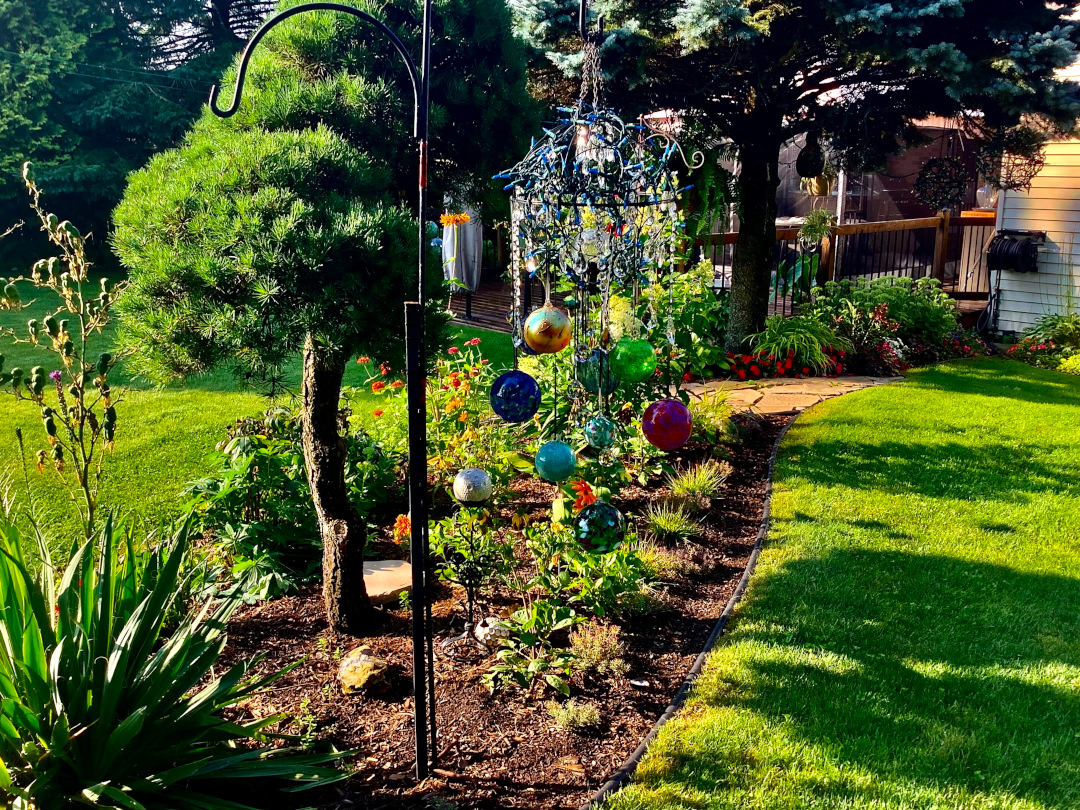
[209,1,426,137]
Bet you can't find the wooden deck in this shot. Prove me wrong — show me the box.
[449,279,567,334]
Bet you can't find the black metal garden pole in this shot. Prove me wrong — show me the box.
[209,0,436,781]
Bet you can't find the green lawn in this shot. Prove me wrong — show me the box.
[610,358,1080,810]
[1,284,512,543]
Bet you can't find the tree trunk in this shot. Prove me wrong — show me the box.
[725,119,784,353]
[301,333,372,634]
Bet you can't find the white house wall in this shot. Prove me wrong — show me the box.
[996,139,1080,334]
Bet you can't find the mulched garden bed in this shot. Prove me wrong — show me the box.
[217,414,786,810]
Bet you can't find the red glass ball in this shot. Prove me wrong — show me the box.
[642,398,692,451]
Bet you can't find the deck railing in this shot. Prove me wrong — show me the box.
[699,211,997,316]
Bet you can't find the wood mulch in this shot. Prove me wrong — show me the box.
[217,415,786,810]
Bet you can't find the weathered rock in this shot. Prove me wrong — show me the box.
[338,646,390,694]
[363,559,412,605]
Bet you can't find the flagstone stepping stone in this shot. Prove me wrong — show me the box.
[364,559,412,605]
[755,393,825,414]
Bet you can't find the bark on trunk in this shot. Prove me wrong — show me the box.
[301,334,372,634]
[725,120,784,353]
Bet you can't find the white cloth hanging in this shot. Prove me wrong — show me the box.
[442,206,483,292]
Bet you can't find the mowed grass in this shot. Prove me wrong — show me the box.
[0,282,511,543]
[610,357,1080,810]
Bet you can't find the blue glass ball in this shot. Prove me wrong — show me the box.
[490,370,541,423]
[535,440,577,482]
[584,414,617,449]
[575,502,626,551]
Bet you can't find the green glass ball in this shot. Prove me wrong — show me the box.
[610,339,657,384]
[574,502,626,551]
[584,414,617,449]
[576,349,619,395]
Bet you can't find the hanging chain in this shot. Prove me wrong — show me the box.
[579,38,603,109]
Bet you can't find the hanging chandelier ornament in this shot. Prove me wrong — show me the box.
[975,126,1047,192]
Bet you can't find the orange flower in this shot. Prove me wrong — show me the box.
[447,397,464,410]
[458,411,469,422]
[393,514,411,541]
[380,361,392,375]
[357,356,370,364]
[571,480,597,511]
[371,381,386,393]
[440,212,471,227]
[373,409,384,417]
[390,380,405,389]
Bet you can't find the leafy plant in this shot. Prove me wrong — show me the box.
[546,699,601,730]
[430,507,515,627]
[1024,312,1080,350]
[0,166,124,536]
[798,208,836,247]
[1060,354,1080,375]
[483,599,582,696]
[748,314,850,373]
[643,501,702,544]
[0,509,345,809]
[690,392,736,446]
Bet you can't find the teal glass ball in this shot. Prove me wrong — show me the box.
[535,440,577,482]
[576,348,619,395]
[610,339,657,384]
[575,502,626,551]
[584,414,617,449]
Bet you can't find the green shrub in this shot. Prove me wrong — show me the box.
[0,511,343,809]
[748,314,850,373]
[1059,354,1080,375]
[184,407,398,602]
[569,621,629,675]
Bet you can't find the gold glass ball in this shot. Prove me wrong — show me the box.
[524,303,572,354]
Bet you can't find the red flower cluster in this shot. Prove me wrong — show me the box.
[726,348,822,380]
[465,337,481,346]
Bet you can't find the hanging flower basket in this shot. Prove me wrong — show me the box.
[913,157,969,211]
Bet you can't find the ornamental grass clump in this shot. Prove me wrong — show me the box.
[546,699,602,730]
[667,459,732,512]
[0,507,345,810]
[643,501,702,544]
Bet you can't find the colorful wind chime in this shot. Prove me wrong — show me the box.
[488,9,700,545]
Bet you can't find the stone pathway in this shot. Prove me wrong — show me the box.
[684,374,903,415]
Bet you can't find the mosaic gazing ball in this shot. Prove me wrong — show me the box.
[535,440,577,482]
[584,414,617,449]
[609,339,657,384]
[577,348,619,395]
[574,502,626,550]
[524,303,572,354]
[453,467,493,503]
[490,370,541,423]
[642,398,693,452]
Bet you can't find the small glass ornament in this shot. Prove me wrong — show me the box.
[524,303,572,354]
[574,502,626,551]
[642,398,692,451]
[609,338,657,384]
[584,414,617,449]
[453,468,493,503]
[490,370,541,423]
[534,440,577,482]
[577,348,619,395]
[976,183,999,210]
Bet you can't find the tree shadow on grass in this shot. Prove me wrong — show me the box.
[691,548,1080,806]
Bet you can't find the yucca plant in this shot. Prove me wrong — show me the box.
[0,508,345,810]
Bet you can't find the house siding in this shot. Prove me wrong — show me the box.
[996,139,1080,334]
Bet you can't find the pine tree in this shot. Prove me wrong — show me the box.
[510,0,1080,347]
[113,0,537,633]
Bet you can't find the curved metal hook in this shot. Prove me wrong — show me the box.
[579,0,604,41]
[208,1,424,137]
